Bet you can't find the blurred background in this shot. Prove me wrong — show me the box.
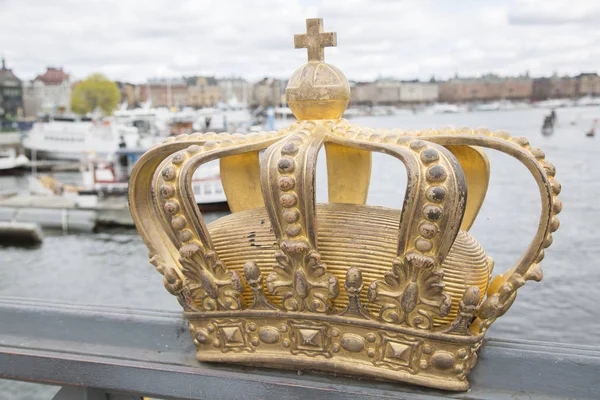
[0,0,599,398]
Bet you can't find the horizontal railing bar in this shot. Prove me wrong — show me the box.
[0,295,182,317]
[0,298,599,399]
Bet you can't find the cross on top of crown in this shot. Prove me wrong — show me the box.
[294,18,337,62]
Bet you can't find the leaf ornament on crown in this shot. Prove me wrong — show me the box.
[128,18,562,392]
[148,130,287,311]
[262,129,340,313]
[368,253,452,329]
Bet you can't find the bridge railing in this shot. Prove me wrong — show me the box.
[0,296,599,399]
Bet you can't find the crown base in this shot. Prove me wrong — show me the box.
[186,310,483,391]
[196,351,471,391]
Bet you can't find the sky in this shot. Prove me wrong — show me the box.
[0,0,599,83]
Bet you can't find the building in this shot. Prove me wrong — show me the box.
[31,67,71,114]
[576,73,600,97]
[117,82,142,108]
[218,78,252,104]
[22,80,44,117]
[350,79,438,105]
[252,78,287,107]
[140,78,188,108]
[398,80,439,103]
[187,76,222,108]
[0,58,24,120]
[440,74,532,103]
[351,82,377,106]
[371,78,402,105]
[532,76,577,100]
[500,76,533,100]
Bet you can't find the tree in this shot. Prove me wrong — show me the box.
[71,74,120,116]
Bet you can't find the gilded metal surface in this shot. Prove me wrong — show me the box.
[128,19,561,392]
[286,18,350,120]
[220,151,264,212]
[325,143,371,204]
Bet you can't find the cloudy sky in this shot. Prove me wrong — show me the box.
[1,0,599,83]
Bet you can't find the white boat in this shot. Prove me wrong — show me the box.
[23,115,140,161]
[190,160,227,206]
[534,99,574,109]
[81,157,227,207]
[196,101,255,133]
[113,106,171,137]
[370,106,398,116]
[576,96,600,107]
[423,103,465,114]
[342,108,361,118]
[473,102,502,112]
[0,148,29,170]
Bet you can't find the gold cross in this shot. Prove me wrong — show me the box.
[294,18,337,62]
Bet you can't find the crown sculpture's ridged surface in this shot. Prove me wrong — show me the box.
[129,18,562,391]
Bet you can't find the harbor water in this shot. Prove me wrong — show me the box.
[1,107,599,398]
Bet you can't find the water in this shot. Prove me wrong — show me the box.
[1,107,599,398]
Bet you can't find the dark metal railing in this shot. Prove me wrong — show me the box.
[1,296,599,399]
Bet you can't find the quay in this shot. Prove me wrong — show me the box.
[0,297,598,399]
[0,221,43,245]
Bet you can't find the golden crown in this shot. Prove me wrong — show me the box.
[129,18,562,391]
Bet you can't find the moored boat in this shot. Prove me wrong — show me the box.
[0,148,29,171]
[22,115,140,161]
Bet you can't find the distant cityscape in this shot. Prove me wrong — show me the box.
[1,57,600,121]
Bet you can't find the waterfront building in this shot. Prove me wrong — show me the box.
[22,80,44,117]
[0,58,23,120]
[350,81,377,105]
[398,80,439,103]
[575,73,600,97]
[532,76,577,100]
[218,77,252,104]
[351,79,438,106]
[116,82,142,108]
[24,67,71,115]
[187,76,222,108]
[439,74,532,103]
[141,78,188,108]
[252,77,287,107]
[371,78,403,105]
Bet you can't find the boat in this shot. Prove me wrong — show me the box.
[534,99,574,109]
[113,105,171,138]
[423,103,466,114]
[542,125,554,136]
[196,101,255,133]
[168,109,197,136]
[0,148,29,171]
[473,102,501,112]
[472,101,531,112]
[369,106,398,116]
[342,108,360,118]
[586,119,597,137]
[576,96,600,107]
[541,112,556,136]
[22,115,141,161]
[80,154,227,209]
[190,160,228,209]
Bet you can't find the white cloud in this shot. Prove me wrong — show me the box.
[0,0,598,83]
[509,0,600,25]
